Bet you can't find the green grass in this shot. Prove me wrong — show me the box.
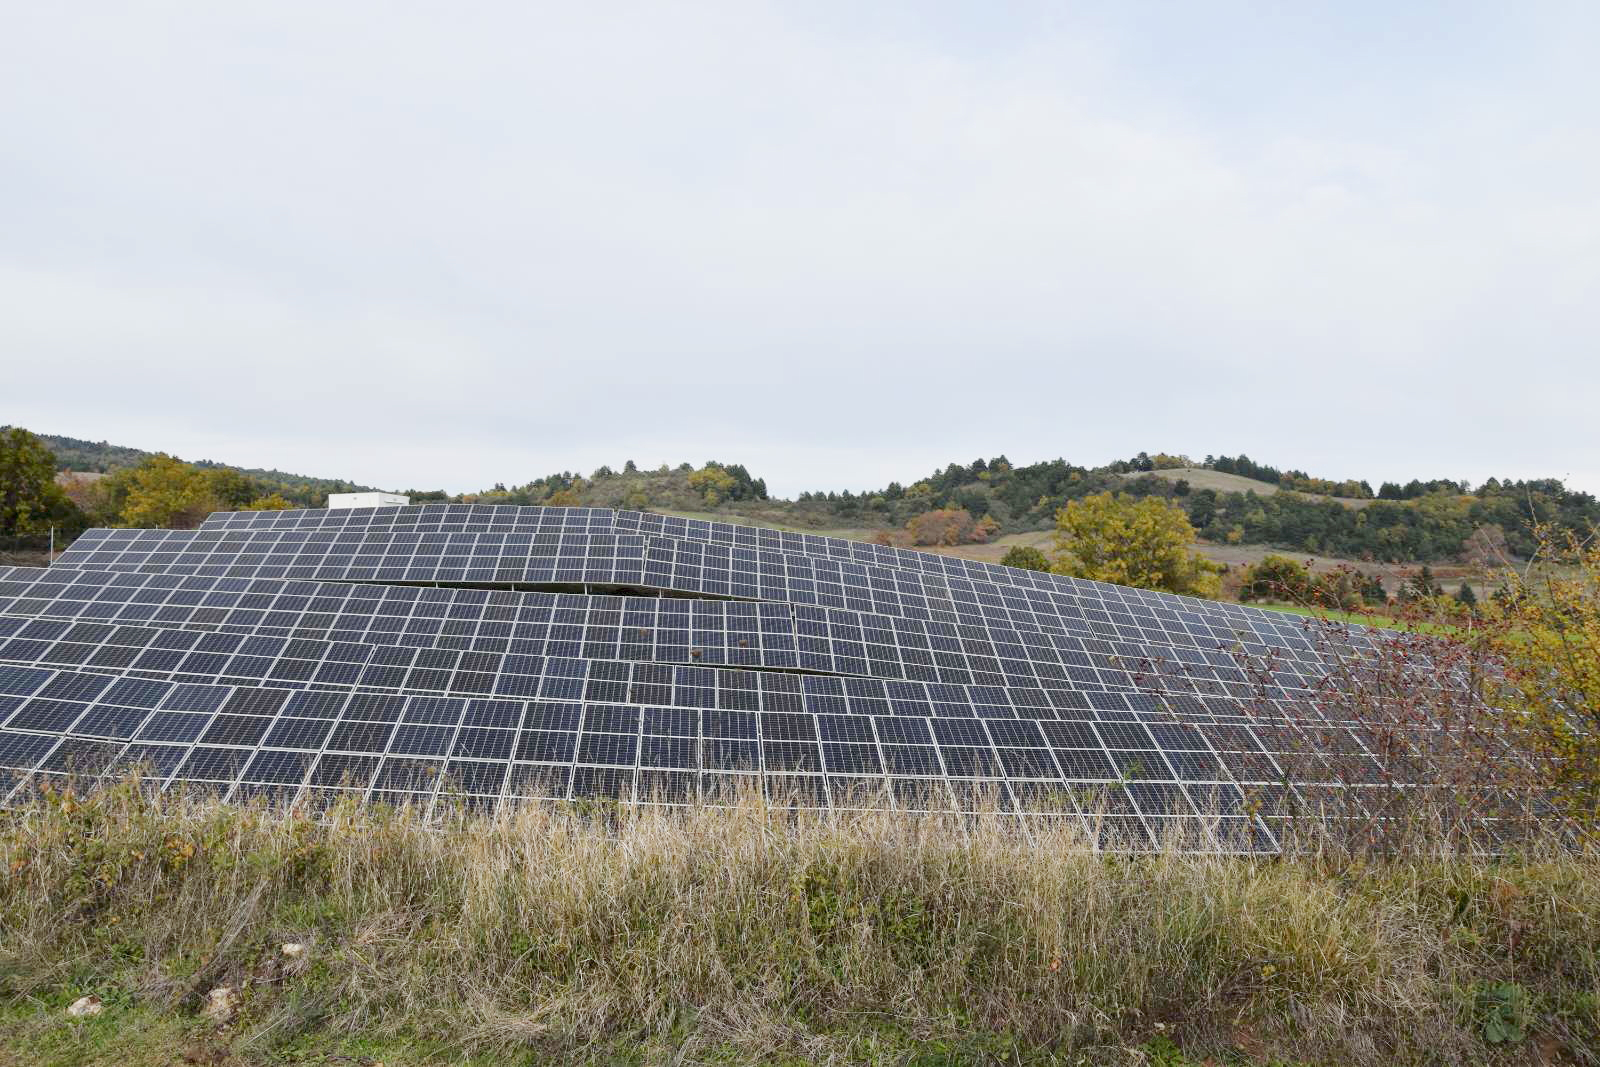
[1124,468,1376,510]
[0,996,537,1067]
[0,998,1091,1067]
[2,783,1597,1066]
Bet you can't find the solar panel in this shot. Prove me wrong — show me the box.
[3,606,1352,740]
[200,503,618,533]
[1,647,1421,848]
[49,529,1364,660]
[212,504,1287,616]
[0,564,1334,696]
[2,506,1469,850]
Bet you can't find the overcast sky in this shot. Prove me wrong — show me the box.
[3,3,1597,497]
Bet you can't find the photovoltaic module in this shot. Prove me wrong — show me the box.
[0,504,1463,851]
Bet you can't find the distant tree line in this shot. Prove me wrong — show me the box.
[794,455,1599,563]
[1,429,309,549]
[31,430,369,504]
[1376,478,1472,499]
[15,426,1600,567]
[81,455,298,529]
[443,461,770,513]
[1163,480,1593,561]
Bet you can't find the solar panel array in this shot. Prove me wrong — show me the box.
[1,505,1449,850]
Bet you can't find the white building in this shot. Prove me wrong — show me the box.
[326,492,410,510]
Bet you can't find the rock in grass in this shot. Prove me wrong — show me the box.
[203,986,239,1024]
[67,995,103,1018]
[280,942,307,959]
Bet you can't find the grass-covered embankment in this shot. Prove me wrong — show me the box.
[1,784,1597,1066]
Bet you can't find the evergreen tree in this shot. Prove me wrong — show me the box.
[1400,565,1442,602]
[1417,565,1440,597]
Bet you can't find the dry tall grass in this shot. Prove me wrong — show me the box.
[2,781,1598,1065]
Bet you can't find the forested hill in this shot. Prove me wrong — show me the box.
[456,453,1599,564]
[837,453,1600,562]
[22,430,1600,563]
[37,433,372,502]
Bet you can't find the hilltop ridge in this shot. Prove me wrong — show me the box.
[21,433,1600,565]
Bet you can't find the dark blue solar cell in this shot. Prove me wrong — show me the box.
[0,665,53,697]
[404,697,465,725]
[261,716,333,749]
[37,672,114,702]
[641,736,694,769]
[7,699,86,732]
[0,729,59,769]
[389,724,455,756]
[453,727,512,760]
[73,704,149,739]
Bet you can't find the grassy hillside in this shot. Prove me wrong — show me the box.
[32,432,372,500]
[2,784,1596,1066]
[1125,468,1377,509]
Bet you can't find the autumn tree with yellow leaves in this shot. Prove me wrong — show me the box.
[687,464,739,507]
[1485,527,1600,822]
[100,454,223,529]
[1050,491,1222,597]
[86,454,305,528]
